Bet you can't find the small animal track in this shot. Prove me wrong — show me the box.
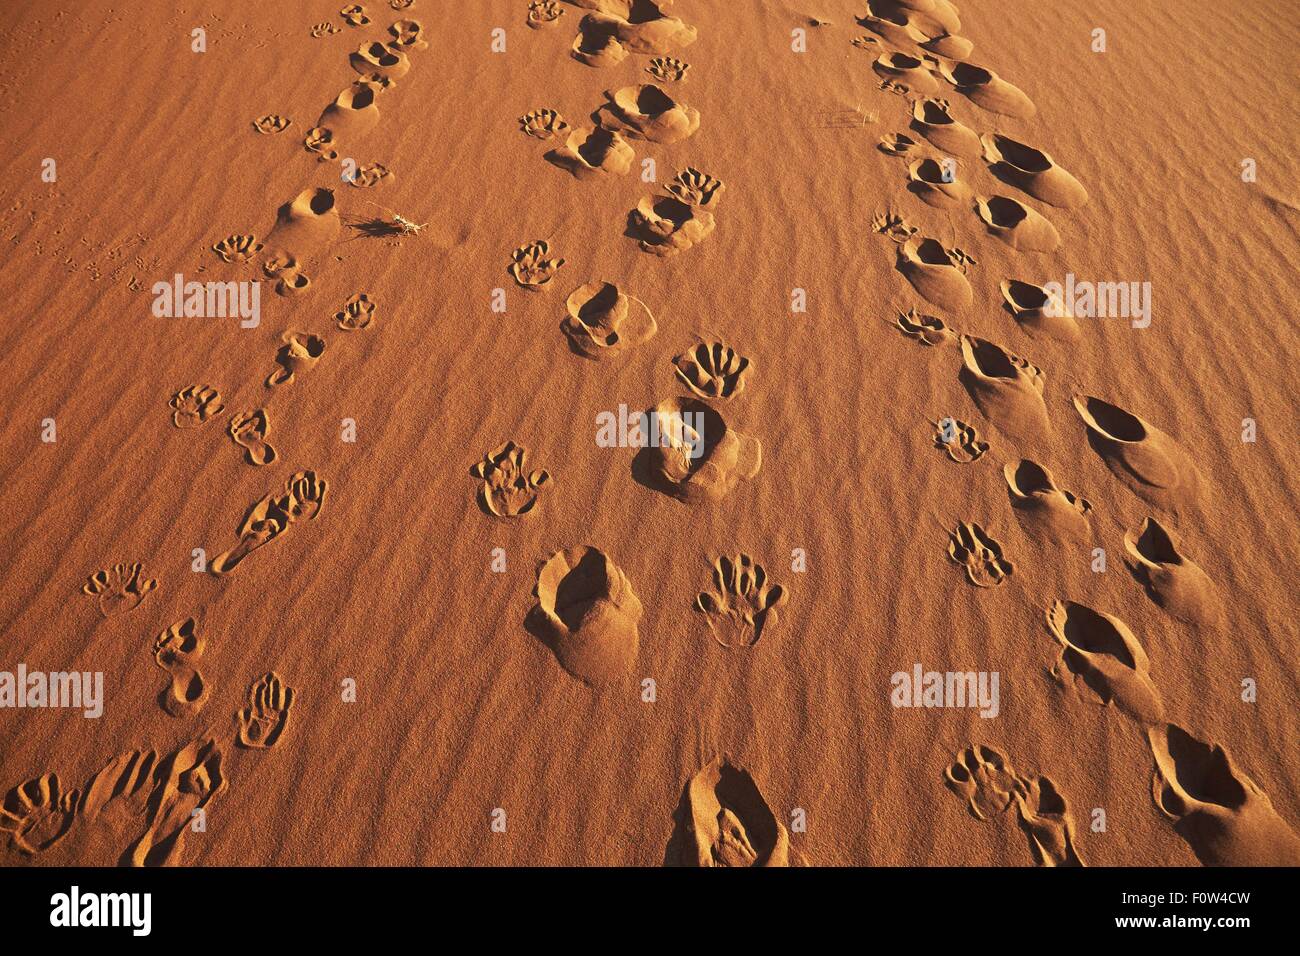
[229,409,277,466]
[252,115,291,135]
[3,736,231,866]
[668,755,790,866]
[266,331,325,387]
[519,108,570,140]
[672,340,751,399]
[647,56,690,82]
[871,210,918,243]
[211,471,328,576]
[508,240,566,290]
[211,234,263,263]
[933,418,987,463]
[311,22,342,38]
[152,618,208,718]
[470,441,551,517]
[124,737,225,867]
[947,522,1012,587]
[82,562,157,617]
[169,385,224,428]
[237,673,295,749]
[694,554,788,648]
[347,162,391,188]
[335,292,376,330]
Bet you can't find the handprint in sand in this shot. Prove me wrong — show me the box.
[694,554,789,648]
[0,773,77,855]
[82,562,157,617]
[471,441,551,517]
[508,241,566,290]
[237,673,296,749]
[169,384,224,428]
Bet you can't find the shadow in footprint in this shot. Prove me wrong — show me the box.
[663,755,789,867]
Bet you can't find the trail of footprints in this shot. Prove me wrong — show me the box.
[857,0,1298,866]
[16,2,1291,869]
[14,4,431,866]
[480,6,799,867]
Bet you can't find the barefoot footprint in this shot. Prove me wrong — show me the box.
[694,554,788,648]
[152,618,209,718]
[471,441,551,517]
[237,673,296,749]
[210,471,328,576]
[82,562,157,617]
[169,384,224,428]
[228,409,277,466]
